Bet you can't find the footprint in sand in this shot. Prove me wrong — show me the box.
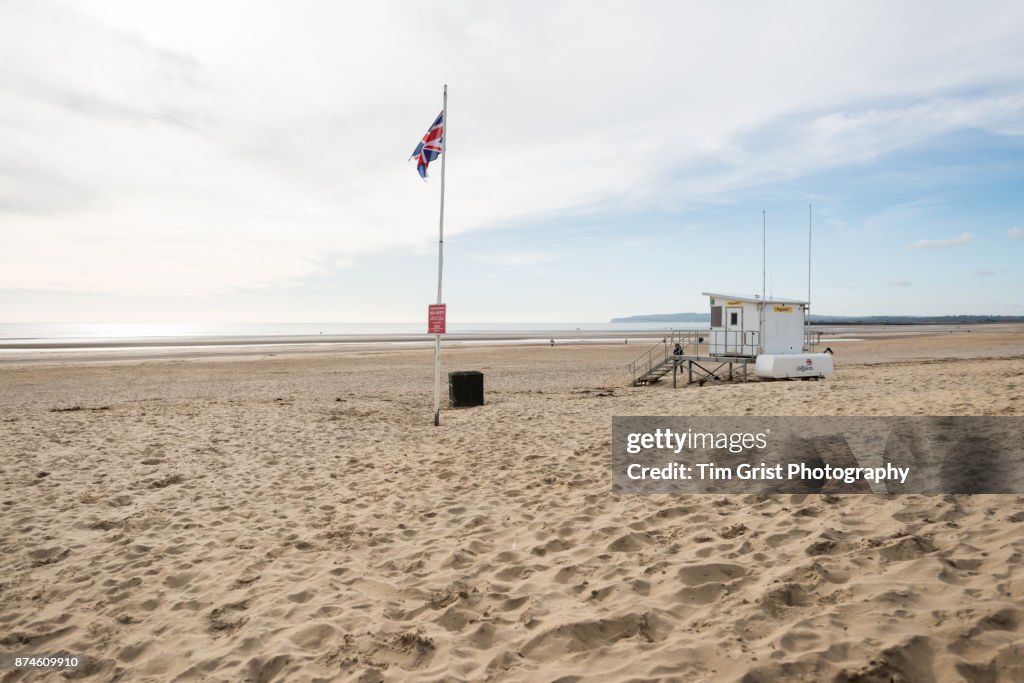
[288,623,337,650]
[518,613,659,660]
[163,571,197,589]
[28,547,70,567]
[244,655,291,682]
[674,582,729,605]
[759,583,812,618]
[208,601,249,634]
[878,535,936,561]
[676,562,747,586]
[606,532,651,552]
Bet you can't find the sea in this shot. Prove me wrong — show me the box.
[0,322,706,340]
[0,322,711,354]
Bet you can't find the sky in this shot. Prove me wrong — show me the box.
[1,0,1023,323]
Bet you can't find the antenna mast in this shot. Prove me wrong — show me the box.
[807,204,812,328]
[761,209,766,354]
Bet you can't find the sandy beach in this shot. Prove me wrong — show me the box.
[2,326,1023,681]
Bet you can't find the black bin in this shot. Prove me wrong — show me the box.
[449,370,484,407]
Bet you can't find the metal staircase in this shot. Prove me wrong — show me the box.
[629,343,673,385]
[628,330,704,385]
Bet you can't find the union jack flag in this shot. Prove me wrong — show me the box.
[410,111,444,180]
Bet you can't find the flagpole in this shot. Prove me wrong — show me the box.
[433,84,447,427]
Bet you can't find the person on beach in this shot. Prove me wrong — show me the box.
[672,343,683,356]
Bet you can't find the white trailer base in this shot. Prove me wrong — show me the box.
[754,353,833,379]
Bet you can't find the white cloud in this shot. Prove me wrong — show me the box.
[904,233,976,250]
[1009,227,1024,240]
[887,280,912,287]
[1,1,1024,296]
[974,269,995,276]
[467,250,553,267]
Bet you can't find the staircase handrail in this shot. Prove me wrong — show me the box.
[804,328,821,352]
[628,337,669,384]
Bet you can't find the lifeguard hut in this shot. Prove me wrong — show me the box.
[629,291,832,386]
[705,292,807,356]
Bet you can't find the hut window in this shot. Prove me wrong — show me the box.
[711,306,722,327]
[730,311,739,326]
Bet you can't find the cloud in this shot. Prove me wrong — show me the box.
[887,280,912,287]
[611,238,658,249]
[862,198,946,235]
[904,233,976,250]
[974,269,996,276]
[468,250,553,267]
[2,2,1024,296]
[1009,227,1024,240]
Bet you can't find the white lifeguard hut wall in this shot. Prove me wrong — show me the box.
[703,292,807,356]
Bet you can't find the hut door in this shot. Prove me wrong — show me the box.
[725,307,743,353]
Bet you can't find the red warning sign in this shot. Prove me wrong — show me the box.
[428,304,446,334]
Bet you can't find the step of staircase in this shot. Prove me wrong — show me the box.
[636,358,675,384]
